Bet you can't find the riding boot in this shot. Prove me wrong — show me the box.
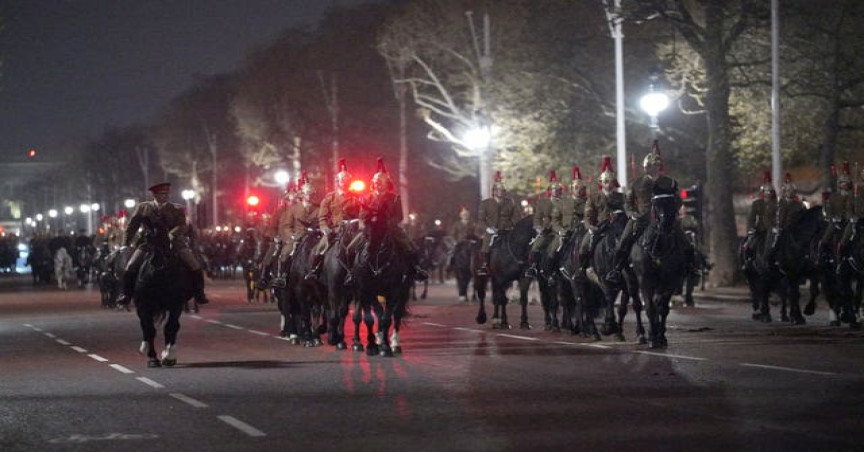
[257,264,272,289]
[524,252,541,278]
[272,258,289,288]
[117,269,136,306]
[305,254,322,281]
[605,246,630,286]
[193,270,210,305]
[477,252,490,276]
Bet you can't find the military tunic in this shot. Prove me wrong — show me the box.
[530,196,560,254]
[549,195,587,257]
[313,190,361,255]
[580,189,626,253]
[820,191,852,247]
[747,197,778,235]
[124,201,188,249]
[478,196,517,253]
[449,219,477,243]
[278,201,319,260]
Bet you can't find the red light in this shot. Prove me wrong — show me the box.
[680,189,688,199]
[349,180,366,192]
[246,195,260,206]
[28,149,37,158]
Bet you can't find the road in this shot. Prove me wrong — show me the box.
[1,275,863,451]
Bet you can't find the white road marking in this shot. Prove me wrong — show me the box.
[275,336,293,341]
[586,343,611,349]
[218,415,266,437]
[136,377,165,389]
[248,329,269,336]
[224,324,244,330]
[189,315,202,319]
[636,351,707,361]
[109,364,135,374]
[497,334,540,341]
[207,319,223,325]
[56,339,71,346]
[22,323,33,328]
[741,363,836,376]
[44,332,56,338]
[169,393,209,408]
[88,354,109,362]
[553,341,578,346]
[422,322,447,327]
[70,346,88,353]
[454,327,483,333]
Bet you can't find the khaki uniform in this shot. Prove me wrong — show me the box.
[449,219,477,243]
[580,189,625,256]
[530,196,559,254]
[478,196,517,253]
[123,200,200,274]
[747,197,778,235]
[278,201,319,261]
[839,193,864,252]
[355,191,414,256]
[549,194,587,257]
[621,174,656,240]
[820,192,852,249]
[312,191,361,255]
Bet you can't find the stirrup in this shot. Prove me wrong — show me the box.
[524,266,538,279]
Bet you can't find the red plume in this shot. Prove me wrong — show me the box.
[376,156,387,173]
[300,170,308,184]
[338,158,347,172]
[842,161,850,176]
[494,171,502,183]
[600,155,611,172]
[762,170,772,184]
[549,170,558,182]
[830,163,837,178]
[572,166,582,180]
[651,139,662,156]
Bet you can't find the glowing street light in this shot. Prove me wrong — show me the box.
[48,209,58,218]
[63,206,74,215]
[274,170,290,185]
[463,125,493,199]
[463,127,491,150]
[181,189,195,201]
[90,203,100,212]
[36,214,44,221]
[124,199,137,209]
[79,204,91,213]
[640,73,670,135]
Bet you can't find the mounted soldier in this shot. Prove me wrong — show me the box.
[819,162,853,264]
[525,171,563,278]
[837,164,864,258]
[769,172,806,260]
[579,156,625,273]
[743,171,778,257]
[306,159,362,280]
[258,182,296,288]
[117,182,209,306]
[554,166,589,279]
[477,171,518,276]
[607,141,693,285]
[450,206,477,243]
[272,172,319,288]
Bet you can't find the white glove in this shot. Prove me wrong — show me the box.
[534,227,543,235]
[322,226,332,235]
[486,227,497,235]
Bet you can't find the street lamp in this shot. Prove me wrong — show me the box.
[640,74,670,136]
[463,125,492,200]
[181,189,196,226]
[274,170,290,186]
[124,199,137,209]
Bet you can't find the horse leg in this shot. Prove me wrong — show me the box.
[788,281,806,325]
[378,304,394,358]
[349,301,364,352]
[614,292,628,342]
[600,288,619,336]
[657,294,671,347]
[137,308,160,368]
[161,306,182,366]
[475,276,488,324]
[366,302,379,356]
[519,279,531,330]
[421,280,428,300]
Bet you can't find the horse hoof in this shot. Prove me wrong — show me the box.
[392,345,402,354]
[161,358,176,367]
[380,348,394,357]
[336,342,347,350]
[352,344,364,352]
[458,296,467,302]
[476,313,487,325]
[638,335,648,345]
[147,359,162,368]
[781,314,790,323]
[139,342,148,355]
[760,314,772,323]
[544,324,553,331]
[840,311,856,324]
[791,316,806,326]
[803,303,815,316]
[366,346,378,356]
[501,323,512,330]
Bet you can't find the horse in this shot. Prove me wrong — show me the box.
[352,221,413,357]
[74,245,95,288]
[98,247,133,310]
[452,238,479,302]
[629,193,687,348]
[133,229,194,368]
[53,247,74,290]
[548,224,590,335]
[475,215,534,330]
[584,209,644,343]
[236,233,262,303]
[277,229,328,346]
[320,220,361,351]
[769,206,824,325]
[739,230,790,322]
[826,216,862,329]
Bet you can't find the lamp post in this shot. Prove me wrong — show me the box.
[640,74,670,139]
[463,125,492,200]
[79,203,92,235]
[181,189,196,226]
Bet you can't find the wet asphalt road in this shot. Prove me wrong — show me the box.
[1,275,863,451]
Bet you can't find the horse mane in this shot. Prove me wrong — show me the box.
[791,205,823,242]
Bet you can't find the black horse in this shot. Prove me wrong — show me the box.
[629,193,686,348]
[277,229,328,346]
[134,230,194,368]
[74,245,95,288]
[825,216,862,329]
[551,224,593,335]
[475,215,534,330]
[321,220,361,351]
[98,247,133,310]
[771,206,824,325]
[352,221,413,357]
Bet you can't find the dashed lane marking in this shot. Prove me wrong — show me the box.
[206,319,223,325]
[224,324,244,330]
[169,393,209,408]
[70,346,88,353]
[136,377,165,389]
[109,364,135,374]
[248,330,270,336]
[740,363,837,376]
[497,334,540,342]
[636,351,707,361]
[56,339,71,346]
[422,322,448,327]
[586,343,611,349]
[454,327,484,333]
[44,332,56,339]
[218,415,266,437]
[88,354,109,362]
[189,315,202,319]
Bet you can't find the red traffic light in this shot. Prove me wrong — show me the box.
[680,189,688,199]
[246,195,260,206]
[349,180,366,193]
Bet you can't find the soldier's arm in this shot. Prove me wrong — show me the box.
[624,183,638,218]
[318,196,331,229]
[746,203,758,232]
[478,202,488,230]
[168,206,188,239]
[124,204,145,246]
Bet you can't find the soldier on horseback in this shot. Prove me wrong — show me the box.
[769,173,806,261]
[450,206,477,243]
[607,141,693,285]
[306,159,362,280]
[258,182,297,288]
[819,162,853,264]
[742,171,778,258]
[525,171,563,279]
[553,166,589,279]
[579,156,625,273]
[477,171,517,276]
[271,172,319,288]
[837,164,864,259]
[117,182,209,306]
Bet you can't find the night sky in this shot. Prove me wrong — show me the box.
[0,0,375,162]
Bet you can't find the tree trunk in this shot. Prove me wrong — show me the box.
[397,81,410,221]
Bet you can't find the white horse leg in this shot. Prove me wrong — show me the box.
[390,330,401,353]
[376,331,384,345]
[139,341,148,355]
[160,344,177,366]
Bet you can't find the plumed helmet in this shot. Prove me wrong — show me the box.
[759,170,775,198]
[547,170,563,197]
[491,171,506,195]
[642,140,663,169]
[298,170,315,198]
[598,155,617,184]
[781,172,797,198]
[335,158,352,189]
[458,205,470,220]
[282,181,296,201]
[371,157,393,192]
[570,166,584,191]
